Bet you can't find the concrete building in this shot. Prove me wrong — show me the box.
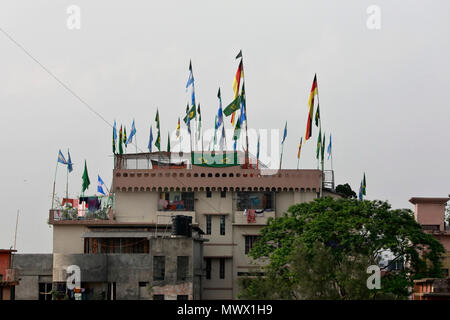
[410,197,450,276]
[14,150,335,300]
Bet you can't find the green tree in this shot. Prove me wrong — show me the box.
[238,197,445,299]
[335,183,357,199]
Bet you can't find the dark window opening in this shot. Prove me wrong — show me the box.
[177,295,188,300]
[205,258,211,280]
[158,191,194,211]
[245,235,260,255]
[177,256,189,281]
[84,238,149,254]
[206,189,212,198]
[220,190,226,198]
[237,192,275,211]
[153,294,164,300]
[220,215,226,236]
[39,283,52,301]
[153,256,166,281]
[206,215,211,235]
[219,258,225,279]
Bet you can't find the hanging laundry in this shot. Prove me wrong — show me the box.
[255,209,264,217]
[247,209,256,223]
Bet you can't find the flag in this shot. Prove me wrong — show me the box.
[236,49,242,60]
[315,104,320,127]
[231,111,236,126]
[257,133,260,162]
[186,61,194,89]
[82,160,90,193]
[176,118,180,139]
[223,95,242,117]
[113,120,117,154]
[185,104,191,135]
[58,150,67,165]
[358,182,363,201]
[362,173,367,196]
[97,175,105,195]
[112,127,116,154]
[167,131,171,152]
[186,61,196,107]
[155,109,160,130]
[327,134,332,160]
[282,121,287,144]
[297,137,303,159]
[217,88,223,129]
[321,132,325,162]
[148,126,153,152]
[123,127,127,148]
[219,125,225,150]
[316,128,322,159]
[305,74,318,141]
[233,139,237,151]
[197,104,202,141]
[113,120,117,141]
[118,125,124,155]
[239,86,246,123]
[213,114,217,147]
[232,60,244,99]
[233,117,241,141]
[126,119,136,145]
[155,130,161,151]
[183,105,196,123]
[67,150,73,173]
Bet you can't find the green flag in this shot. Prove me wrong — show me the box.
[316,128,322,159]
[233,117,241,140]
[315,104,320,127]
[197,104,202,141]
[155,109,160,130]
[112,129,116,154]
[82,160,90,193]
[183,105,197,123]
[167,131,171,152]
[362,173,367,195]
[223,95,242,117]
[118,125,124,155]
[155,130,161,151]
[321,131,325,162]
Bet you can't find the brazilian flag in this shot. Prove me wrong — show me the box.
[183,105,196,123]
[233,117,241,140]
[223,95,242,117]
[155,130,161,151]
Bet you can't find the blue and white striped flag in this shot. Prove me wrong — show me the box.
[58,150,67,165]
[97,175,106,195]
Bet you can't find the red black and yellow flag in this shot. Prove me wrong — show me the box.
[305,74,318,141]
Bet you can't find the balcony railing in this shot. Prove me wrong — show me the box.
[50,207,114,222]
[234,210,275,225]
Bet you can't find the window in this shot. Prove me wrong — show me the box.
[153,294,164,300]
[205,258,211,280]
[237,192,275,210]
[442,269,449,277]
[245,236,260,255]
[158,192,194,211]
[220,190,226,198]
[219,258,225,279]
[177,295,188,300]
[220,215,226,236]
[206,189,212,198]
[84,238,149,254]
[153,256,165,281]
[177,256,189,281]
[206,215,211,235]
[39,283,52,301]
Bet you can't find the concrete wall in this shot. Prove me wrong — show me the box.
[12,254,53,300]
[53,225,87,254]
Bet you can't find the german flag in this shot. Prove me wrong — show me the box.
[297,137,303,159]
[232,60,244,99]
[305,74,318,141]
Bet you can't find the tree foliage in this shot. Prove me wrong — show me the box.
[335,183,357,199]
[238,197,445,299]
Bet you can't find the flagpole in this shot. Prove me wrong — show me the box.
[315,74,324,197]
[279,142,284,171]
[239,51,250,167]
[51,160,59,210]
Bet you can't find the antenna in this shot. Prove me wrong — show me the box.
[13,209,19,250]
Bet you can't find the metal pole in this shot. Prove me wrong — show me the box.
[51,161,58,209]
[13,210,19,250]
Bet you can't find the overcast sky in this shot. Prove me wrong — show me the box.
[1,1,449,253]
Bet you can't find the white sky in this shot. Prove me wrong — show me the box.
[1,0,449,253]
